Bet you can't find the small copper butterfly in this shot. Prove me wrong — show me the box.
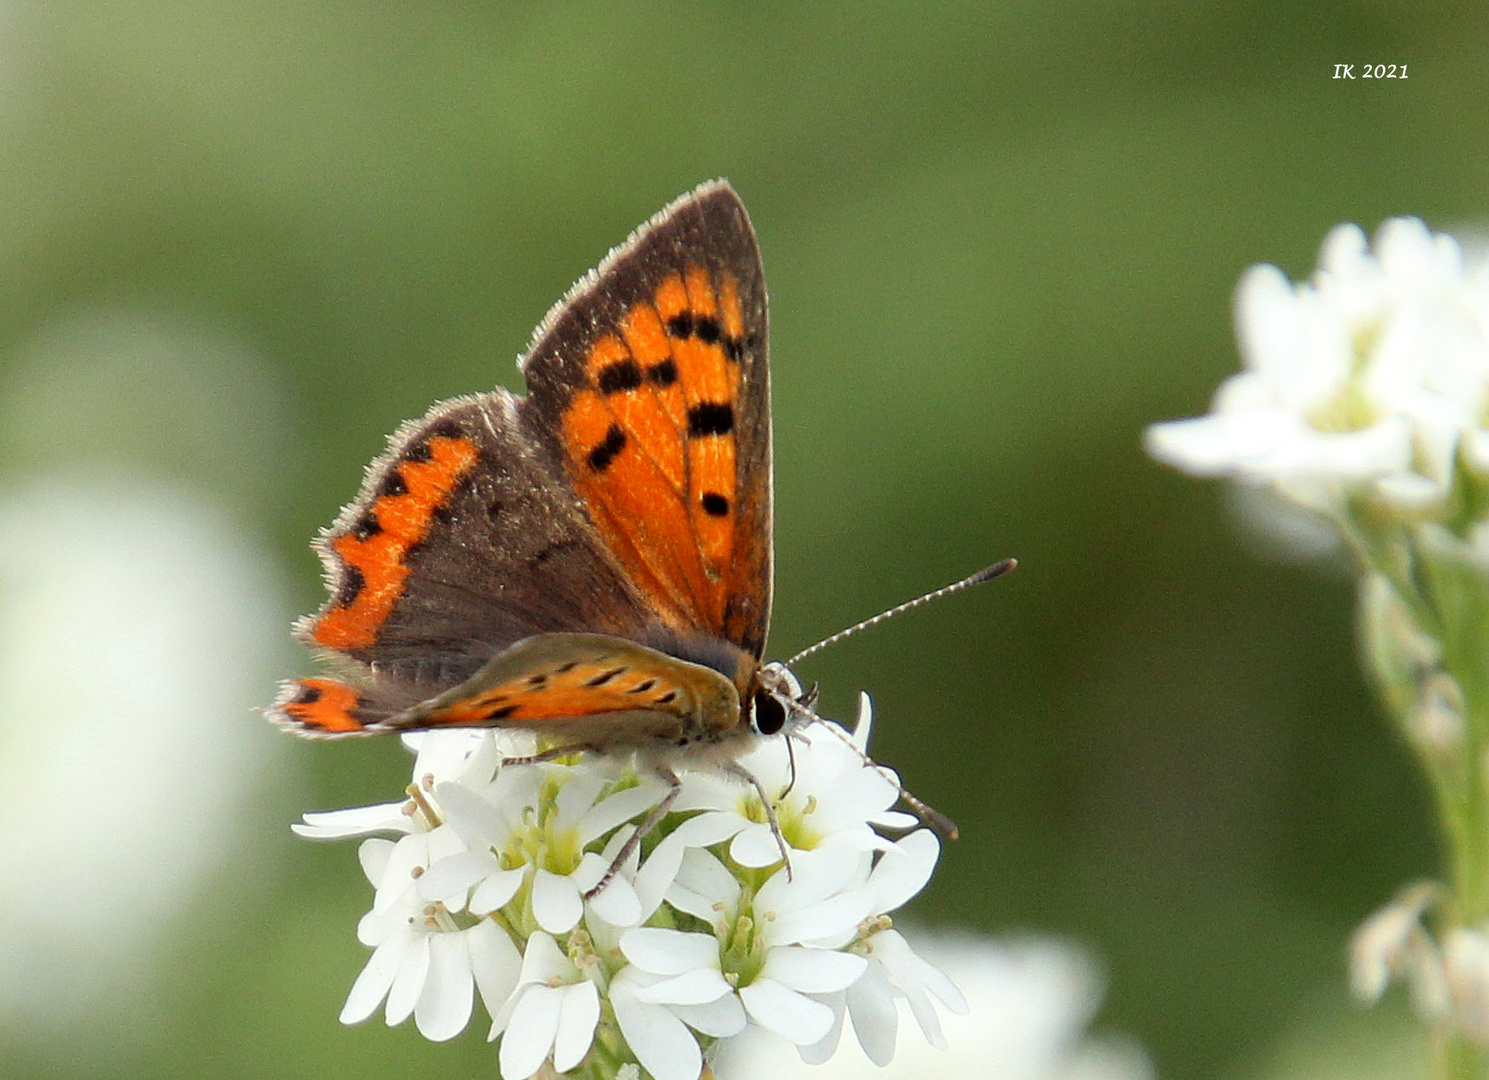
[270,181,1002,864]
[272,183,799,758]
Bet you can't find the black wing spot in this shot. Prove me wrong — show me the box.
[425,418,465,441]
[647,359,677,387]
[484,703,519,720]
[554,661,580,674]
[627,678,658,694]
[293,683,323,705]
[334,564,366,608]
[667,312,695,339]
[583,666,626,688]
[597,359,643,395]
[656,689,678,705]
[701,492,730,517]
[402,438,434,464]
[525,673,549,688]
[587,424,627,471]
[693,315,721,344]
[687,403,734,438]
[379,471,409,499]
[723,336,745,362]
[350,510,381,540]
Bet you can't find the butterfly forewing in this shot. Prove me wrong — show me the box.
[520,181,773,661]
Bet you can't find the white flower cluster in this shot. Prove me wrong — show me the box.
[295,695,965,1080]
[1349,882,1489,1045]
[1146,218,1489,524]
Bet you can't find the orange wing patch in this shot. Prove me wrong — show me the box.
[273,677,374,735]
[310,433,480,651]
[558,263,746,635]
[413,657,695,727]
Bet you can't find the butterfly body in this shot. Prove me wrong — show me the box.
[270,181,796,758]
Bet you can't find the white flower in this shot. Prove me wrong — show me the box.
[298,700,965,1077]
[1146,217,1489,518]
[490,931,603,1079]
[421,760,674,932]
[339,830,523,1041]
[292,729,499,841]
[714,933,1154,1080]
[629,839,879,1047]
[796,830,965,1066]
[672,692,913,867]
[610,932,748,1080]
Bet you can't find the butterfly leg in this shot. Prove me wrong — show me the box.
[721,760,793,881]
[582,765,682,901]
[497,743,599,767]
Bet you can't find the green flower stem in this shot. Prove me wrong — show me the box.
[1356,514,1489,1080]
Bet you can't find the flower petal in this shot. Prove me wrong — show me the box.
[384,932,431,1026]
[767,890,876,948]
[418,849,497,903]
[554,770,607,829]
[578,782,665,845]
[575,852,642,927]
[845,960,898,1065]
[634,968,734,1007]
[414,931,474,1042]
[532,868,583,934]
[467,919,522,1019]
[730,822,787,867]
[552,980,601,1072]
[672,992,747,1038]
[470,867,526,915]
[434,778,510,850]
[762,946,867,994]
[739,977,835,1045]
[356,837,396,887]
[612,974,705,1080]
[498,984,563,1080]
[867,829,940,913]
[622,927,720,976]
[295,803,411,839]
[339,931,407,1025]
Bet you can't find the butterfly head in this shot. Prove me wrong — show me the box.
[748,660,814,738]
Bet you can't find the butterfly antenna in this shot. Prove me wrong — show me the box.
[786,558,1017,667]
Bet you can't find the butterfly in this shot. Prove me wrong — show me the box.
[270,180,812,850]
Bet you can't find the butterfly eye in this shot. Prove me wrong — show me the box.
[752,689,787,735]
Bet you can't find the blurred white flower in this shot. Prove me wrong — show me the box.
[1146,218,1489,518]
[0,476,287,1036]
[1444,926,1489,1044]
[714,932,1154,1080]
[1348,882,1447,1020]
[297,697,971,1078]
[1349,885,1489,1048]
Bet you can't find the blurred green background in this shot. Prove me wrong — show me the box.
[0,2,1480,1077]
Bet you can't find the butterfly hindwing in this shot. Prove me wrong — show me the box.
[383,633,743,747]
[270,633,743,741]
[292,390,654,694]
[520,181,773,660]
